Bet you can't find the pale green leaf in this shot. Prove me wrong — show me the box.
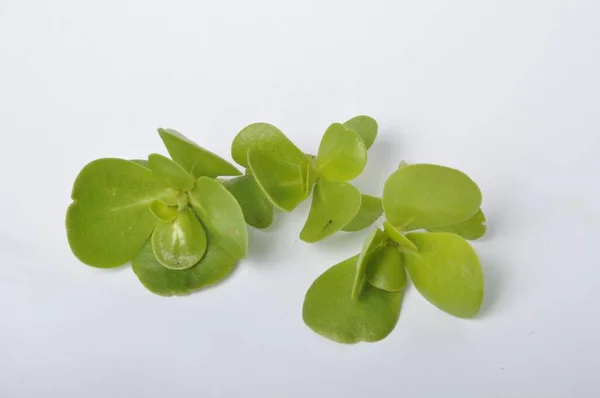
[247,149,313,211]
[149,200,178,222]
[158,128,241,179]
[351,228,386,300]
[222,175,274,229]
[66,158,163,268]
[302,255,402,344]
[315,123,367,182]
[383,221,418,252]
[404,232,484,318]
[428,209,487,240]
[148,153,195,191]
[343,115,378,149]
[189,177,248,260]
[300,180,361,243]
[231,122,309,168]
[151,208,207,270]
[367,245,406,292]
[132,232,236,296]
[130,159,150,168]
[341,194,383,232]
[382,164,482,231]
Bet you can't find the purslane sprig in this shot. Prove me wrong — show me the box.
[230,115,383,241]
[66,129,248,295]
[302,163,486,343]
[66,117,491,345]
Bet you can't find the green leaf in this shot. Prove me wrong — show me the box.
[367,245,406,292]
[302,255,402,344]
[247,149,313,211]
[231,123,309,168]
[404,232,484,318]
[315,123,367,182]
[130,159,150,168]
[151,208,208,270]
[428,209,487,240]
[383,221,418,252]
[149,200,178,222]
[66,158,163,268]
[222,175,274,229]
[158,128,241,179]
[148,153,195,191]
[299,180,361,243]
[351,228,386,300]
[189,177,248,260]
[343,115,378,149]
[132,233,236,296]
[382,164,482,231]
[341,194,383,232]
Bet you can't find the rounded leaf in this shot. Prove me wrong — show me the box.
[247,149,313,211]
[351,228,386,300]
[428,208,487,240]
[383,221,418,252]
[149,200,178,222]
[341,194,383,232]
[66,159,163,268]
[300,180,361,243]
[148,153,195,191]
[231,123,309,168]
[367,245,406,292]
[382,164,482,231]
[343,115,378,149]
[151,208,207,270]
[404,232,484,318]
[189,177,248,260]
[158,128,241,179]
[132,232,236,296]
[315,123,367,182]
[302,255,402,344]
[222,175,274,229]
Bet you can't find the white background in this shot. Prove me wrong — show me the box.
[1,1,599,397]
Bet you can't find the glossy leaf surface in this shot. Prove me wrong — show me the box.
[66,159,162,268]
[222,175,274,229]
[148,153,195,191]
[382,164,482,231]
[404,232,484,318]
[247,149,312,211]
[428,209,487,240]
[343,115,378,149]
[132,233,236,296]
[149,200,178,222]
[315,123,367,182]
[303,255,402,344]
[231,123,309,168]
[300,180,361,243]
[351,228,386,300]
[383,221,418,252]
[158,128,241,179]
[151,208,207,270]
[189,177,248,260]
[341,194,383,232]
[367,245,406,292]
